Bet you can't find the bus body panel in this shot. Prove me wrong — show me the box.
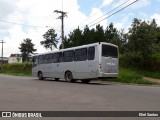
[49,45,99,79]
[32,42,118,80]
[99,57,118,78]
[98,43,118,78]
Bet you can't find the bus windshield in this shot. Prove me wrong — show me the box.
[102,44,118,58]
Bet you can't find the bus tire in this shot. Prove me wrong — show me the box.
[38,72,44,80]
[55,78,59,81]
[65,71,74,82]
[81,79,91,83]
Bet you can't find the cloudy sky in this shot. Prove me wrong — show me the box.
[0,0,160,57]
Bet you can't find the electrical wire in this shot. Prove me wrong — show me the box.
[87,0,130,26]
[0,19,61,32]
[0,19,47,28]
[88,0,138,28]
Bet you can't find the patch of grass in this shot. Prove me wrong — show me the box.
[133,69,160,79]
[0,63,32,77]
[104,67,154,85]
[0,70,31,76]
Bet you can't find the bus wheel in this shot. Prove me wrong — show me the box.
[55,78,59,81]
[65,71,74,82]
[38,72,44,80]
[81,79,91,83]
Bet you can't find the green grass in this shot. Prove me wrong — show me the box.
[0,63,32,77]
[132,68,160,79]
[0,70,31,76]
[104,67,155,85]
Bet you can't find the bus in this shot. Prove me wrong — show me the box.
[32,42,118,83]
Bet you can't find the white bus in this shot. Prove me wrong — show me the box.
[32,42,118,83]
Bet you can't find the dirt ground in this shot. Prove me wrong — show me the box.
[143,77,160,85]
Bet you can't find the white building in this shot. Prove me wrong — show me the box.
[8,54,22,64]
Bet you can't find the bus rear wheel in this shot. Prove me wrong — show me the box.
[38,72,44,80]
[55,78,59,81]
[81,79,91,83]
[65,71,75,82]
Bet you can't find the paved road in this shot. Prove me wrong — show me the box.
[0,74,160,119]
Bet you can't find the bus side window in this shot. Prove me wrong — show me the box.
[88,47,95,60]
[75,48,87,61]
[38,55,45,64]
[63,50,74,62]
[45,54,52,63]
[58,52,63,62]
[32,56,37,67]
[53,52,62,63]
[53,53,58,63]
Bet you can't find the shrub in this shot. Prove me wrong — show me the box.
[119,54,160,71]
[0,62,32,76]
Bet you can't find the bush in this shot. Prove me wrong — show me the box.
[0,62,32,76]
[119,54,160,71]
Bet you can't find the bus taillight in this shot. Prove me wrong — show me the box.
[99,64,102,68]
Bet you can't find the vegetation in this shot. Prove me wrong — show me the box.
[0,63,32,76]
[40,29,58,50]
[19,38,37,62]
[108,67,154,85]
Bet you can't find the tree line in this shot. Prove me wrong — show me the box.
[19,18,160,70]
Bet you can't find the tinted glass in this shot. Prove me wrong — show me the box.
[38,55,45,64]
[32,56,37,67]
[53,52,62,63]
[45,54,52,63]
[102,45,118,58]
[88,47,95,60]
[63,51,74,62]
[75,48,87,61]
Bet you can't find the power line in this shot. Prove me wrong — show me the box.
[87,0,130,27]
[0,19,61,32]
[0,19,48,28]
[88,0,138,28]
[78,0,130,30]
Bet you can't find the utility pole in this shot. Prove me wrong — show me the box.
[0,40,5,69]
[54,10,67,49]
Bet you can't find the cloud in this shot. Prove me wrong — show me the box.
[114,13,134,30]
[151,13,160,26]
[102,0,113,8]
[80,8,107,29]
[0,0,90,57]
[139,12,148,17]
[112,0,150,9]
[0,0,17,18]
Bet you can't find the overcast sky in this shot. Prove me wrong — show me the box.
[0,0,160,57]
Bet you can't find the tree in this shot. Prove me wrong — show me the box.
[155,27,160,53]
[67,27,83,47]
[19,38,37,62]
[128,18,157,58]
[16,54,21,62]
[105,23,119,43]
[40,29,58,50]
[94,24,105,43]
[64,24,121,48]
[118,29,129,55]
[82,25,95,44]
